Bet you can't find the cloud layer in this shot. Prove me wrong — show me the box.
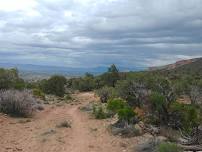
[0,0,202,69]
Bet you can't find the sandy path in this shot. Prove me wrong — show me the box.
[0,92,136,152]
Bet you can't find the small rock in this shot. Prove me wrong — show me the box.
[156,136,167,142]
[110,124,142,137]
[120,142,127,148]
[146,125,160,135]
[134,138,159,152]
[138,121,145,128]
[41,129,56,136]
[134,124,143,135]
[34,104,44,111]
[56,121,71,128]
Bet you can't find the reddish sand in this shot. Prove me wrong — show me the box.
[0,92,139,152]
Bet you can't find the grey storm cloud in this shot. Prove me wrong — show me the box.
[0,0,202,68]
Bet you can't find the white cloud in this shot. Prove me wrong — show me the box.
[0,0,37,11]
[0,0,202,68]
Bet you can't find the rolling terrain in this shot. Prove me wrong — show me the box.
[149,57,202,72]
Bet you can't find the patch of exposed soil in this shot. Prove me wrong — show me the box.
[0,92,142,152]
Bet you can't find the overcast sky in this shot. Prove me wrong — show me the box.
[0,0,202,69]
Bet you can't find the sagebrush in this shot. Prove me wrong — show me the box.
[0,90,37,117]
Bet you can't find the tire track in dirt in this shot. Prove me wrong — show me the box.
[0,92,135,152]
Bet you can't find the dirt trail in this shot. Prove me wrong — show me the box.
[0,92,137,152]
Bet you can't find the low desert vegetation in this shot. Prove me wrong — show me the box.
[117,107,136,125]
[96,86,116,103]
[0,68,26,90]
[93,105,109,119]
[39,75,67,97]
[68,63,202,150]
[169,102,200,132]
[156,142,183,152]
[70,73,96,91]
[0,90,37,117]
[107,98,137,126]
[33,88,45,100]
[0,60,202,151]
[0,69,44,117]
[107,98,127,114]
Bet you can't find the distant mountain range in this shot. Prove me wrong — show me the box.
[1,57,201,80]
[0,63,143,79]
[149,57,202,71]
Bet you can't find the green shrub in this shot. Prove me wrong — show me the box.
[107,98,127,114]
[96,86,116,103]
[41,75,66,97]
[78,77,96,91]
[156,142,182,152]
[71,78,81,90]
[33,88,45,100]
[106,98,137,124]
[0,68,26,90]
[149,92,170,125]
[169,102,200,133]
[144,114,160,125]
[115,80,147,107]
[118,107,136,123]
[0,90,37,117]
[154,77,176,103]
[13,79,26,90]
[100,64,120,87]
[150,92,165,112]
[70,73,96,91]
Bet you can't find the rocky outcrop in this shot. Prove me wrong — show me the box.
[149,58,201,71]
